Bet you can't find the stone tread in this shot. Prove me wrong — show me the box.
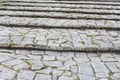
[0,11,120,20]
[0,16,120,29]
[2,0,120,5]
[1,6,120,15]
[1,2,120,10]
[0,26,120,51]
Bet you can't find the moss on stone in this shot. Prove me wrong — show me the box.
[0,4,3,7]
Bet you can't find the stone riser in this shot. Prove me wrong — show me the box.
[1,2,120,10]
[2,0,120,5]
[0,6,120,15]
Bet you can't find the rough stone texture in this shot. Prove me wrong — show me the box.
[0,26,120,51]
[58,76,73,80]
[0,65,17,80]
[0,17,120,29]
[35,74,52,80]
[17,70,35,80]
[27,60,44,70]
[0,0,120,80]
[0,49,119,80]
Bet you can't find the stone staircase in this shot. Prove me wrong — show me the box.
[0,0,120,80]
[0,0,120,52]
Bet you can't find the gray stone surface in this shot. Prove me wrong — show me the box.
[0,16,120,29]
[0,0,120,80]
[1,2,120,10]
[17,70,35,80]
[0,26,120,51]
[0,49,120,80]
[0,65,17,80]
[58,76,73,80]
[1,5,120,15]
[0,11,120,20]
[35,74,52,80]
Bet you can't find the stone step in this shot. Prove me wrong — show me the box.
[2,0,120,5]
[56,0,120,2]
[0,11,120,21]
[0,16,119,29]
[1,2,120,10]
[0,26,120,51]
[0,6,120,15]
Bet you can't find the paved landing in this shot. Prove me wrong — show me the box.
[0,49,120,80]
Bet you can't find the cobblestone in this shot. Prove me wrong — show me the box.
[105,63,120,73]
[58,76,73,80]
[43,61,63,67]
[0,65,17,80]
[0,26,120,51]
[0,0,120,80]
[17,70,35,80]
[2,59,23,67]
[111,73,120,80]
[27,60,44,70]
[0,49,119,80]
[35,74,52,80]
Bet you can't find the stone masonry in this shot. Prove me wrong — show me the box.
[0,0,120,80]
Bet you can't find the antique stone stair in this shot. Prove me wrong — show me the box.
[0,0,120,52]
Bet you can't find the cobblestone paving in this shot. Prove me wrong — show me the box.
[0,0,120,80]
[0,49,120,80]
[0,26,120,51]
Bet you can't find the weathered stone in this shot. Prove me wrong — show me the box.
[78,74,96,80]
[43,56,55,60]
[35,74,52,80]
[13,62,30,70]
[0,66,16,79]
[58,76,73,80]
[91,63,109,73]
[111,73,120,80]
[79,63,93,75]
[101,58,117,62]
[64,60,76,66]
[17,70,35,80]
[74,57,89,64]
[43,61,63,67]
[57,65,70,71]
[35,67,52,74]
[96,72,109,79]
[105,63,120,73]
[63,71,72,76]
[28,60,44,70]
[2,59,23,67]
[16,50,30,55]
[0,26,120,51]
